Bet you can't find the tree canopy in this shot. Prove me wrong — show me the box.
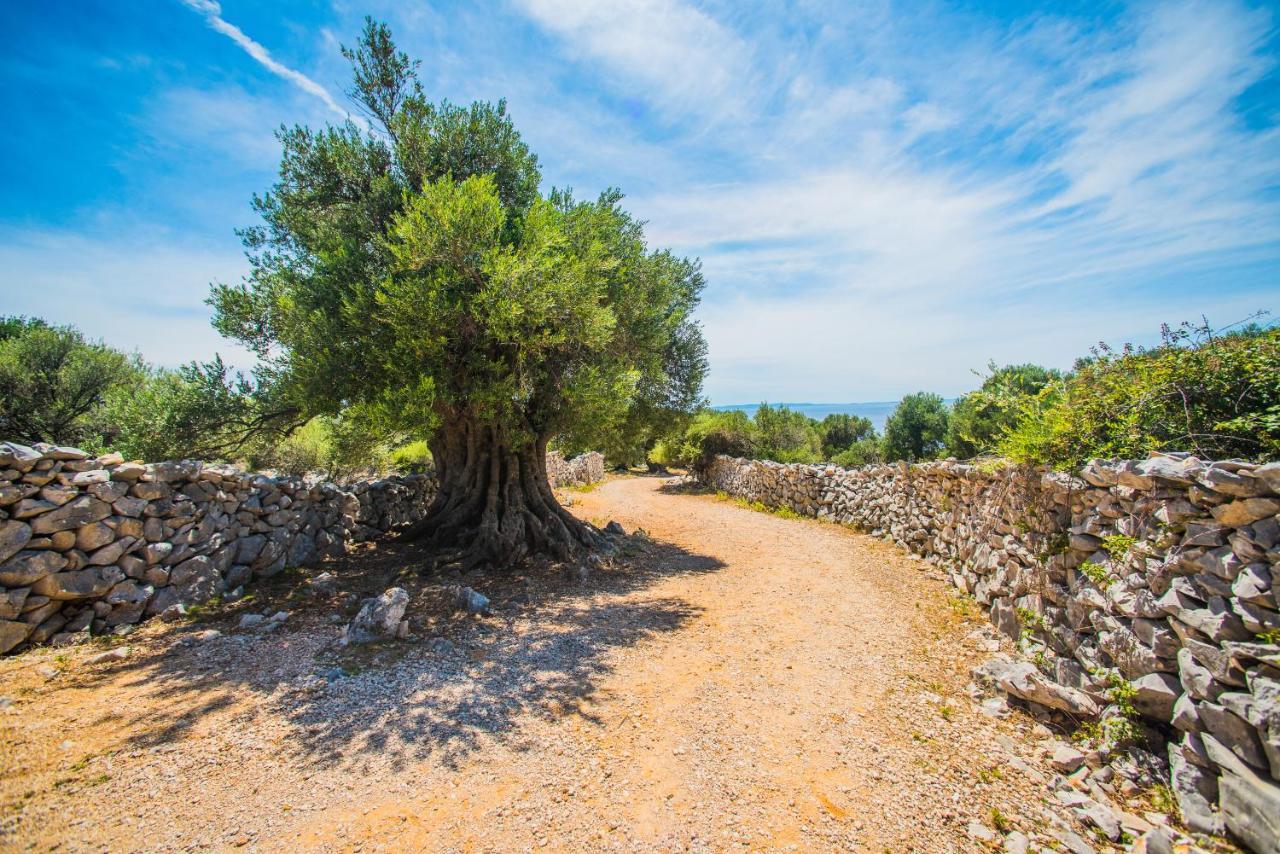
[0,316,141,447]
[208,19,707,567]
[882,392,950,462]
[946,363,1059,458]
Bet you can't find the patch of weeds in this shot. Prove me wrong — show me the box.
[945,593,980,621]
[938,703,955,721]
[1101,534,1136,562]
[1255,628,1280,645]
[86,773,110,786]
[911,732,932,743]
[1077,560,1116,589]
[565,480,601,494]
[1148,784,1181,821]
[1031,649,1051,672]
[183,596,223,623]
[989,807,1012,832]
[977,766,1005,784]
[1075,669,1142,750]
[1015,607,1048,633]
[975,457,1014,474]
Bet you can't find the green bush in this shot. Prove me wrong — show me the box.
[831,436,884,467]
[946,363,1059,458]
[753,403,822,463]
[651,405,887,470]
[883,392,950,462]
[105,356,305,463]
[254,415,395,479]
[819,413,876,459]
[1001,321,1280,468]
[687,409,757,470]
[0,316,141,447]
[389,439,433,473]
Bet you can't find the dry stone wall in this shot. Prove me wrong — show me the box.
[547,451,605,488]
[701,453,1279,849]
[0,442,601,656]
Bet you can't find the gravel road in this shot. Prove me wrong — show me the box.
[1,475,1145,851]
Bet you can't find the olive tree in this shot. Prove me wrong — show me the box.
[210,20,706,568]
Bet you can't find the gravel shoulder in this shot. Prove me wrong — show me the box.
[2,475,1158,851]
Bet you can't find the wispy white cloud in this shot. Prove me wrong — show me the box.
[512,0,1279,400]
[512,0,754,117]
[0,227,256,370]
[179,0,353,123]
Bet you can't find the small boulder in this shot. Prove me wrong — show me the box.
[344,587,409,645]
[1051,744,1087,773]
[453,585,490,616]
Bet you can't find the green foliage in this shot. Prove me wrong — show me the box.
[106,357,302,462]
[1255,628,1280,645]
[0,316,142,447]
[684,409,757,469]
[753,403,822,463]
[1101,534,1136,562]
[388,439,433,473]
[209,19,706,477]
[655,404,886,470]
[1078,560,1116,589]
[818,413,875,459]
[1001,320,1280,468]
[254,415,393,479]
[830,436,884,467]
[882,392,950,462]
[946,362,1059,458]
[1015,606,1048,633]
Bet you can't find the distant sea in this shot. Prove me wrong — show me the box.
[713,401,954,433]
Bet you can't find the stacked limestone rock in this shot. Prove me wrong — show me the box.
[0,443,605,657]
[701,453,1279,850]
[547,451,605,488]
[0,442,434,655]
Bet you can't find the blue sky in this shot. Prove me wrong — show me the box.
[2,0,1278,403]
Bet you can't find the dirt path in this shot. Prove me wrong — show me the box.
[3,476,1121,851]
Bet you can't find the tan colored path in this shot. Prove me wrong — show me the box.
[2,476,1089,852]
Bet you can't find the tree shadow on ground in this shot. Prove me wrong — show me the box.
[95,532,725,772]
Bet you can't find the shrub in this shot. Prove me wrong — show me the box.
[946,363,1059,458]
[1001,320,1280,468]
[0,316,141,446]
[389,439,433,473]
[819,413,875,459]
[831,436,883,467]
[688,409,756,470]
[753,403,822,463]
[882,392,950,462]
[106,357,301,463]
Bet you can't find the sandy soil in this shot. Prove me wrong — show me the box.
[2,475,1135,852]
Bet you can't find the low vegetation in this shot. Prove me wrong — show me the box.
[648,316,1278,472]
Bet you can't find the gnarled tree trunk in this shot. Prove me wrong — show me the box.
[400,418,604,570]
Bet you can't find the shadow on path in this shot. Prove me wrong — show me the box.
[97,530,725,772]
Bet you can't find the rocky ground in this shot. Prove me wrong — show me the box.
[0,476,1218,852]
